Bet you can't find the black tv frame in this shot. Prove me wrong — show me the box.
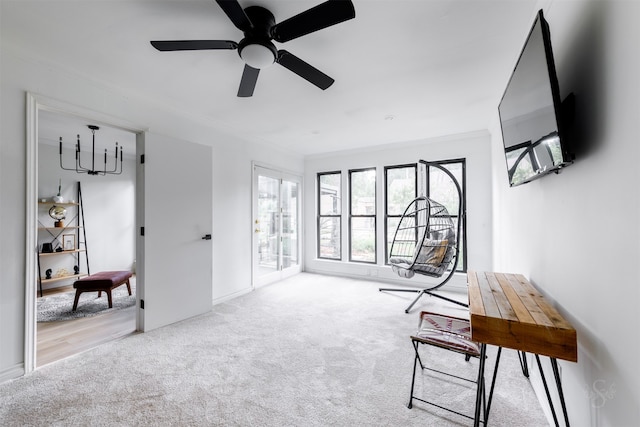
[498,9,574,187]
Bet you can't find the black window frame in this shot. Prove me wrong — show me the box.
[317,171,342,260]
[348,167,377,264]
[316,159,467,272]
[384,163,418,264]
[424,158,468,273]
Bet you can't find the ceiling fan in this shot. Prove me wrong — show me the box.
[150,0,355,97]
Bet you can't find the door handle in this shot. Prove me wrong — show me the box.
[201,234,212,240]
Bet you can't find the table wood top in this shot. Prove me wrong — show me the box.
[468,271,577,362]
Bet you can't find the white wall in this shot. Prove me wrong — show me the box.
[0,44,303,380]
[4,2,638,424]
[38,143,137,290]
[304,132,493,288]
[491,1,640,424]
[210,140,305,302]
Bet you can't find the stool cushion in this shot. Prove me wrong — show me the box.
[411,311,480,356]
[74,271,132,290]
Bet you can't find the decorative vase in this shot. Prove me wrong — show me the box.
[53,179,63,203]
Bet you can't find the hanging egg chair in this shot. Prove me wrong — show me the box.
[380,160,465,313]
[388,196,456,279]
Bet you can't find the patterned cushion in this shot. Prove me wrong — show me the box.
[411,311,480,356]
[415,238,449,266]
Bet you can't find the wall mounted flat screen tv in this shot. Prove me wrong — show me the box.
[498,10,573,187]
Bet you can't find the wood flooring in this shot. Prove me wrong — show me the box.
[37,285,137,367]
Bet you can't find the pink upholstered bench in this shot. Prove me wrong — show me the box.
[72,271,133,311]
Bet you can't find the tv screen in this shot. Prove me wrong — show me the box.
[498,10,572,187]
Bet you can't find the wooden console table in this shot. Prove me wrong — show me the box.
[467,271,577,427]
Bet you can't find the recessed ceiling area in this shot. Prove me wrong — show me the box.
[2,0,540,156]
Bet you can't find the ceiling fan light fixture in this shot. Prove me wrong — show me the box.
[239,40,277,69]
[150,0,357,96]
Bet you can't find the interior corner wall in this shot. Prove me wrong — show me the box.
[490,0,640,424]
[303,132,493,288]
[0,44,303,381]
[210,141,304,304]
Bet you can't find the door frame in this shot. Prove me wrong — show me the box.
[251,162,303,289]
[24,92,146,373]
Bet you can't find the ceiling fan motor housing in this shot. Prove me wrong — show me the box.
[238,6,277,69]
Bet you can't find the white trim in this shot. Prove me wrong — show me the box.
[304,129,490,160]
[135,133,146,331]
[212,287,252,306]
[26,93,147,135]
[0,364,25,383]
[303,263,469,292]
[25,93,38,373]
[251,160,301,179]
[251,162,304,288]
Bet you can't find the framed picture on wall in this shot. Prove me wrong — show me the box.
[62,234,75,251]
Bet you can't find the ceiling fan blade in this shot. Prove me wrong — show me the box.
[215,0,253,32]
[150,40,238,51]
[276,50,334,90]
[271,0,355,43]
[238,64,260,97]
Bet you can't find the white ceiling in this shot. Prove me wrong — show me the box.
[3,0,540,156]
[38,110,138,159]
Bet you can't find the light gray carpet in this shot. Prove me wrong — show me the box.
[37,282,136,322]
[1,273,549,426]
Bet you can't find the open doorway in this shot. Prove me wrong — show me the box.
[26,93,214,372]
[35,109,138,367]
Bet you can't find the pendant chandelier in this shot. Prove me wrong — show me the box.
[59,125,123,175]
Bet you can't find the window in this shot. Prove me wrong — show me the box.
[425,159,467,272]
[349,168,376,263]
[317,172,341,260]
[384,164,417,263]
[316,159,466,272]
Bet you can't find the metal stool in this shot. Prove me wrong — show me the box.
[408,311,502,425]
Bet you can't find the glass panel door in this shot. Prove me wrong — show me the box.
[257,175,280,276]
[281,180,298,269]
[253,166,301,287]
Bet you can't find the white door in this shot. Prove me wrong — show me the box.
[137,132,213,331]
[252,165,301,287]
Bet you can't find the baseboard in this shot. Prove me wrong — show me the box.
[303,267,469,295]
[0,363,25,384]
[212,287,252,306]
